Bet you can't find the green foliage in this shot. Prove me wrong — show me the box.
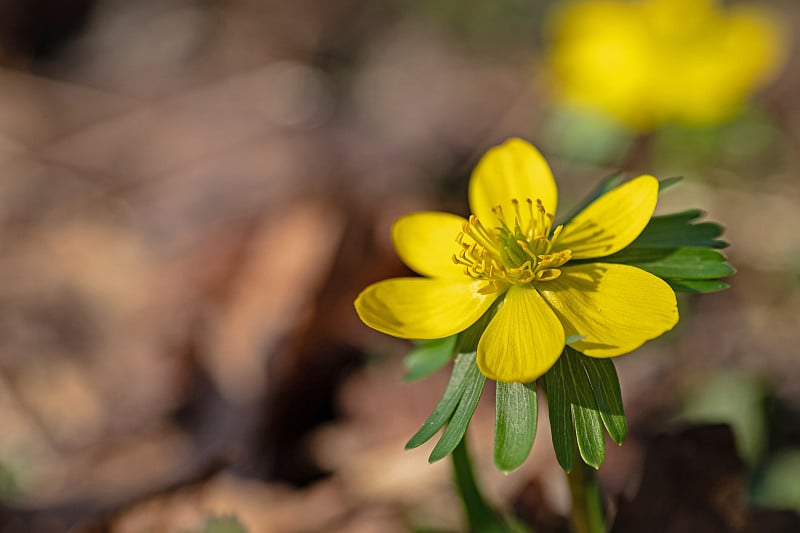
[600,247,734,279]
[555,172,623,227]
[630,209,727,249]
[404,336,457,381]
[181,515,248,533]
[566,183,734,292]
[606,208,734,292]
[429,358,486,462]
[582,357,627,445]
[561,175,733,295]
[406,352,486,464]
[544,354,575,471]
[494,381,538,473]
[751,450,800,512]
[678,371,766,466]
[0,462,20,502]
[457,299,501,353]
[657,176,684,193]
[666,278,730,293]
[407,345,627,472]
[544,348,627,471]
[406,353,474,450]
[564,352,605,469]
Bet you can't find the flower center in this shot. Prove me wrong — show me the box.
[453,198,572,294]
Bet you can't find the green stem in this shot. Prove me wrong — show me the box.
[566,455,605,533]
[451,436,510,533]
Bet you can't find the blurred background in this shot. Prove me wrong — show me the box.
[0,0,798,531]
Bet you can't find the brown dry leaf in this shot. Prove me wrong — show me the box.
[202,200,345,404]
[111,473,351,533]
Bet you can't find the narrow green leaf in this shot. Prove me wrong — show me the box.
[600,247,734,279]
[658,176,683,192]
[185,516,248,533]
[555,173,623,226]
[580,356,627,445]
[457,298,501,353]
[406,352,472,449]
[494,381,538,473]
[556,175,680,228]
[544,354,575,472]
[429,354,486,462]
[631,209,727,249]
[564,348,605,469]
[404,336,457,382]
[667,278,731,293]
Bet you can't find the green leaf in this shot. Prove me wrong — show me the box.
[544,353,575,472]
[658,176,683,192]
[204,517,248,533]
[556,175,680,228]
[563,348,605,469]
[600,247,734,279]
[750,450,800,512]
[677,370,766,466]
[406,352,473,449]
[545,350,629,470]
[667,278,730,293]
[429,354,486,462]
[457,298,501,353]
[181,516,248,533]
[494,381,538,473]
[555,173,623,226]
[593,210,734,289]
[404,336,457,382]
[580,357,626,445]
[631,209,727,249]
[0,462,20,501]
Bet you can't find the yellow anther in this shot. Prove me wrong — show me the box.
[454,197,570,285]
[535,269,562,281]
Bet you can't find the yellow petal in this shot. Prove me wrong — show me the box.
[477,286,564,383]
[538,263,678,357]
[555,175,658,259]
[355,277,498,340]
[392,212,467,278]
[469,138,558,225]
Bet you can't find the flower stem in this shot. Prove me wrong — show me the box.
[566,454,605,533]
[451,436,512,533]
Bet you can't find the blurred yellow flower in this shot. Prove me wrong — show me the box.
[355,139,678,383]
[547,0,786,130]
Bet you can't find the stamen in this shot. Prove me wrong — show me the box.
[525,199,535,238]
[536,269,562,281]
[454,198,571,286]
[550,224,564,243]
[511,198,523,232]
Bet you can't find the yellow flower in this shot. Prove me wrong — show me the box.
[547,0,786,130]
[355,139,678,383]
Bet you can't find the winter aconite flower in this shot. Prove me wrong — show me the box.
[547,0,785,131]
[355,139,678,383]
